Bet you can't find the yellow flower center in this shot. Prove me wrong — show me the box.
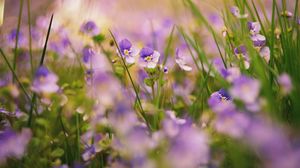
[124,49,130,55]
[144,55,153,62]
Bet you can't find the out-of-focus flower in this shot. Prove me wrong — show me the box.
[31,66,59,94]
[208,89,236,114]
[82,46,95,64]
[0,129,32,164]
[6,29,27,47]
[139,47,160,69]
[281,10,293,18]
[167,126,209,168]
[278,73,292,95]
[230,76,260,104]
[80,21,100,36]
[118,39,138,64]
[248,22,261,35]
[163,111,186,137]
[251,34,266,47]
[81,132,102,161]
[230,6,248,19]
[215,110,250,138]
[175,48,192,71]
[260,46,270,63]
[234,45,250,69]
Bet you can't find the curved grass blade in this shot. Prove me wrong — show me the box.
[108,29,153,131]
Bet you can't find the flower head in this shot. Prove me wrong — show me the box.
[7,29,26,47]
[230,6,248,19]
[278,73,292,95]
[251,34,266,47]
[260,46,270,63]
[0,129,32,163]
[31,66,59,94]
[80,21,100,36]
[139,47,160,68]
[248,22,261,35]
[234,45,250,69]
[118,39,138,64]
[230,76,260,104]
[175,48,192,71]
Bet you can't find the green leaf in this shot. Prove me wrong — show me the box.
[50,148,64,158]
[144,78,154,87]
[93,34,106,43]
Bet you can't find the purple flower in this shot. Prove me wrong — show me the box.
[175,48,192,71]
[139,47,160,68]
[163,111,186,137]
[230,6,248,19]
[234,45,250,69]
[278,73,292,95]
[118,39,138,64]
[80,21,100,36]
[281,10,293,18]
[82,46,95,64]
[215,111,250,138]
[6,29,26,47]
[230,76,260,104]
[168,126,209,168]
[248,22,261,35]
[208,89,236,114]
[260,46,270,63]
[234,45,247,55]
[0,129,32,163]
[251,34,266,47]
[31,66,59,94]
[82,146,97,161]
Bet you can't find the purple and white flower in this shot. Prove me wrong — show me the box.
[118,39,139,64]
[230,76,260,104]
[175,48,192,71]
[248,22,261,35]
[80,21,100,36]
[278,73,292,95]
[230,6,248,19]
[0,129,32,163]
[31,66,59,94]
[139,47,160,69]
[260,46,270,63]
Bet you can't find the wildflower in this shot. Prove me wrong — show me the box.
[118,39,138,64]
[251,34,266,47]
[168,126,209,168]
[259,46,270,63]
[82,146,97,161]
[163,66,168,73]
[248,22,261,35]
[31,66,59,94]
[215,111,250,138]
[230,76,260,104]
[6,29,26,47]
[208,89,235,114]
[0,129,32,163]
[175,48,192,71]
[234,45,250,69]
[278,73,292,95]
[224,67,241,82]
[163,111,186,137]
[230,6,248,19]
[139,47,160,68]
[281,10,293,18]
[82,46,95,64]
[221,26,228,37]
[80,21,100,36]
[208,89,231,106]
